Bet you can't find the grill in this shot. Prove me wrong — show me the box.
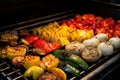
[0,0,120,80]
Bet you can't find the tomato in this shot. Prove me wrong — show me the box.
[115,24,120,30]
[69,24,76,28]
[66,21,72,26]
[108,29,114,35]
[96,16,103,21]
[73,22,80,29]
[75,14,82,22]
[99,28,106,33]
[69,18,75,23]
[82,14,96,21]
[25,34,39,44]
[75,14,82,19]
[101,18,115,28]
[114,30,120,37]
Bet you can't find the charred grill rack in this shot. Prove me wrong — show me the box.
[0,10,120,80]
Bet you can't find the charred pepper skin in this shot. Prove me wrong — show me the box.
[69,54,88,70]
[58,60,80,76]
[53,50,88,70]
[33,39,61,54]
[63,64,80,76]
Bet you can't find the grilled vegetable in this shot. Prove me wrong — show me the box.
[53,50,88,70]
[12,56,25,67]
[1,30,18,42]
[24,66,44,80]
[0,47,8,58]
[50,68,67,80]
[0,49,2,58]
[33,39,61,54]
[109,37,120,49]
[62,63,80,76]
[58,60,80,76]
[95,33,109,42]
[97,41,114,56]
[68,53,88,70]
[65,60,80,69]
[81,46,102,62]
[57,37,70,46]
[39,72,57,80]
[5,45,27,60]
[33,22,94,43]
[22,34,39,45]
[32,48,46,55]
[65,41,85,55]
[1,31,18,46]
[33,39,53,53]
[18,29,29,37]
[23,55,41,69]
[40,54,59,71]
[83,37,100,47]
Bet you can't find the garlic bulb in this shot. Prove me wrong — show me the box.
[83,37,100,47]
[81,46,102,62]
[95,33,109,42]
[109,37,120,49]
[65,41,85,55]
[97,41,114,56]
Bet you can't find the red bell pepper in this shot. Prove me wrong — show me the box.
[33,39,53,53]
[48,42,61,51]
[24,34,39,44]
[33,39,61,54]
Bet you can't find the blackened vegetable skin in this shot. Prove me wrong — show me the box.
[39,72,57,80]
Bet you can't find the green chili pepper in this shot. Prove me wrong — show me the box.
[53,49,88,70]
[69,54,88,70]
[63,64,80,76]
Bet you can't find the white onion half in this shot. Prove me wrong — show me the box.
[81,46,102,62]
[95,33,109,42]
[65,41,85,55]
[109,37,120,49]
[97,41,114,56]
[83,37,100,47]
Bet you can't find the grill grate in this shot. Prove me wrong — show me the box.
[1,50,119,80]
[0,10,120,80]
[0,59,29,80]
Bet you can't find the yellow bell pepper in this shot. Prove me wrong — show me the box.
[23,55,41,69]
[40,54,59,71]
[86,30,94,38]
[57,37,70,46]
[6,45,27,60]
[50,67,67,80]
[24,66,44,80]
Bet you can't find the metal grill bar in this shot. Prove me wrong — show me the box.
[6,69,20,76]
[0,62,7,66]
[12,75,24,80]
[13,13,74,30]
[0,67,10,72]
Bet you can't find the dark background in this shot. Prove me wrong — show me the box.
[0,0,120,27]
